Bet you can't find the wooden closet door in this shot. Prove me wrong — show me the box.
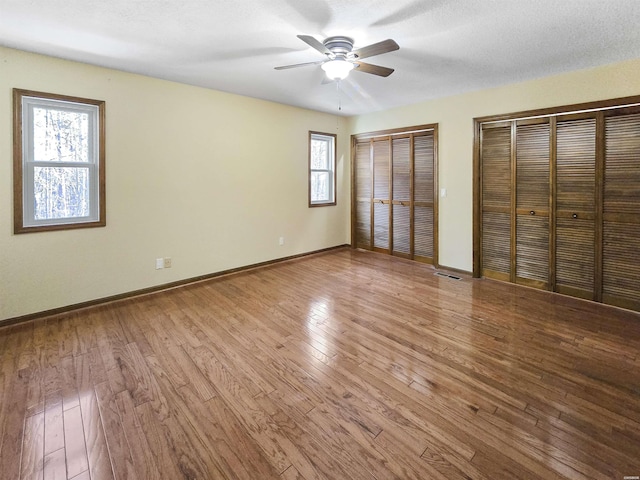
[354,140,372,249]
[373,138,391,252]
[481,123,512,280]
[414,132,435,263]
[353,125,437,265]
[392,136,411,257]
[515,120,550,289]
[555,115,596,300]
[603,109,640,310]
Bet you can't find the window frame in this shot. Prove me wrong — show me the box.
[308,131,337,207]
[13,89,106,234]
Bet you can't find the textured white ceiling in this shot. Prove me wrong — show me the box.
[2,0,640,115]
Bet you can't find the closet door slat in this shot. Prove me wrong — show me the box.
[481,124,511,278]
[414,133,435,261]
[373,139,391,251]
[603,112,640,310]
[516,122,550,287]
[555,117,596,299]
[556,118,596,213]
[482,211,511,279]
[414,134,434,204]
[374,203,390,250]
[373,139,390,200]
[603,222,640,310]
[393,205,411,255]
[392,137,411,256]
[392,138,411,201]
[556,218,595,298]
[355,141,372,249]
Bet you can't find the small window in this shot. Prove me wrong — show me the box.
[309,132,336,207]
[13,89,105,233]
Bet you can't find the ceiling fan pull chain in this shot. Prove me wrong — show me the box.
[337,80,342,111]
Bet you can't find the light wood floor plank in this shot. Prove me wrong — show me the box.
[134,401,186,479]
[43,392,64,456]
[94,381,137,480]
[113,389,162,480]
[178,383,281,479]
[42,448,66,480]
[75,354,114,480]
[62,405,88,479]
[20,412,44,480]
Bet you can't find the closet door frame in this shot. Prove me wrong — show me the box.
[351,123,439,267]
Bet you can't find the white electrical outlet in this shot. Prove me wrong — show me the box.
[164,257,172,268]
[279,236,285,246]
[155,258,164,270]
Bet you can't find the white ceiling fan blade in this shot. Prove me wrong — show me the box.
[297,35,331,55]
[275,60,327,70]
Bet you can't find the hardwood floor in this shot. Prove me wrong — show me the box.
[1,247,640,480]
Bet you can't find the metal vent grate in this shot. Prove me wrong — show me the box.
[434,272,462,281]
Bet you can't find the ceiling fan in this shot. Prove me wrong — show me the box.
[275,35,399,81]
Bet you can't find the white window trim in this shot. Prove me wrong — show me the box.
[309,132,337,207]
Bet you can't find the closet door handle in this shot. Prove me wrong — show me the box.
[572,213,578,219]
[530,210,535,216]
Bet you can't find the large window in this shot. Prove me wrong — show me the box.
[13,89,105,233]
[309,131,336,207]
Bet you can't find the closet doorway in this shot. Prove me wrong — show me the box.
[352,124,438,266]
[474,95,640,312]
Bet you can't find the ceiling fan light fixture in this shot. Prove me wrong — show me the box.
[321,59,354,80]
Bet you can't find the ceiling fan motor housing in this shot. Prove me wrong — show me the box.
[323,36,355,58]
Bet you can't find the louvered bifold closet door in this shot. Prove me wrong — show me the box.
[392,136,411,257]
[373,138,391,252]
[481,123,512,280]
[355,141,372,249]
[515,120,550,289]
[414,132,435,263]
[555,115,597,300]
[603,109,640,311]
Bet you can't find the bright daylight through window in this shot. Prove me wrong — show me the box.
[309,132,336,207]
[13,89,105,233]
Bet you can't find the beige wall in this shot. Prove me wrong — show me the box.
[3,46,640,321]
[0,47,350,321]
[348,58,640,272]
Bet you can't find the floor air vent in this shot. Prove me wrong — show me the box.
[434,272,462,280]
